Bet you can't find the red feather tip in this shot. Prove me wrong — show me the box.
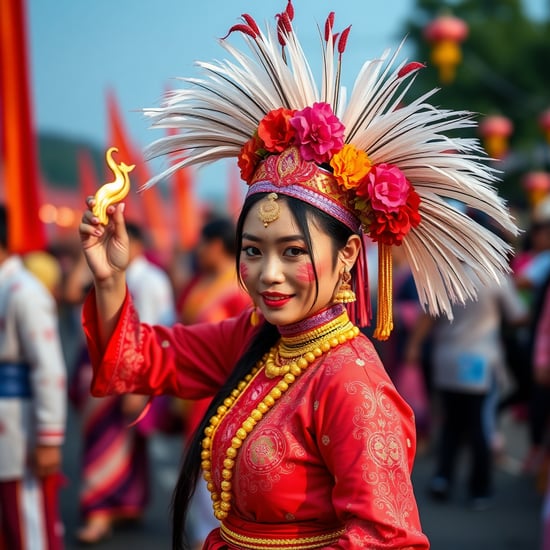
[241,14,260,36]
[324,12,335,41]
[398,61,426,78]
[337,25,351,55]
[221,23,258,40]
[285,0,295,21]
[276,12,292,46]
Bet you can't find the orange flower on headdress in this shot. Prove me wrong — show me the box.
[330,144,372,190]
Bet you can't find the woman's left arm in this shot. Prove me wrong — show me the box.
[313,337,430,549]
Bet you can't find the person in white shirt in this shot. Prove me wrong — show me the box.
[0,204,67,549]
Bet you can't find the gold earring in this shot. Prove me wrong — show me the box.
[250,304,260,326]
[334,266,356,304]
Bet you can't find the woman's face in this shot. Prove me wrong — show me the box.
[239,199,342,327]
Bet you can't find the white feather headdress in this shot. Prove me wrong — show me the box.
[142,2,517,337]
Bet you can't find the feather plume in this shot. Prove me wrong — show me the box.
[142,6,517,318]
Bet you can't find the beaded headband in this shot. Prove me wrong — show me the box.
[142,1,517,339]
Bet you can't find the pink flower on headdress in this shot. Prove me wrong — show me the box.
[258,108,297,153]
[290,102,345,164]
[359,163,410,213]
[330,144,372,190]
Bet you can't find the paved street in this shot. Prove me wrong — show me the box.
[59,408,543,549]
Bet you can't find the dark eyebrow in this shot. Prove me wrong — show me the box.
[241,233,305,245]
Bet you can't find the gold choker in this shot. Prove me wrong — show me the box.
[201,310,359,520]
[265,311,359,378]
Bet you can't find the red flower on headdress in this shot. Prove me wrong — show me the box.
[290,102,345,164]
[365,187,421,246]
[352,163,421,245]
[258,108,297,153]
[238,135,264,183]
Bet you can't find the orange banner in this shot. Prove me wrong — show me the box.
[106,89,143,222]
[77,149,99,202]
[106,89,172,259]
[172,156,200,251]
[0,0,46,252]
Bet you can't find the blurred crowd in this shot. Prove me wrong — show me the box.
[2,194,550,548]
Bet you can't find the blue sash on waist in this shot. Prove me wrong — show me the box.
[0,362,32,398]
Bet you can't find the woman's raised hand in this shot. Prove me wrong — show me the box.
[79,198,130,284]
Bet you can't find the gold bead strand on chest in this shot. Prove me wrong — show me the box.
[200,312,360,521]
[201,366,261,520]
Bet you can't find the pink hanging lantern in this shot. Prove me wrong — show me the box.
[423,14,468,84]
[478,115,513,160]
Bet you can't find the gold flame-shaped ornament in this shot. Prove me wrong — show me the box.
[92,147,135,225]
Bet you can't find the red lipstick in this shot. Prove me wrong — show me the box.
[261,292,292,308]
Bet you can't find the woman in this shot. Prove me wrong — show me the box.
[79,3,516,548]
[81,189,428,549]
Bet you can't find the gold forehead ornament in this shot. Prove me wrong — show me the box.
[258,192,280,227]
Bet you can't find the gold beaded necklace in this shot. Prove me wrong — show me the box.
[200,309,359,521]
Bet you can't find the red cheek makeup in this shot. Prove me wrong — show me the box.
[239,262,249,281]
[296,262,315,283]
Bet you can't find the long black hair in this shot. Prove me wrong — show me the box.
[170,193,354,549]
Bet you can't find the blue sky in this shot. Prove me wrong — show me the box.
[27,0,547,203]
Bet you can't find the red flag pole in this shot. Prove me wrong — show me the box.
[0,0,46,253]
[133,150,174,262]
[161,85,201,252]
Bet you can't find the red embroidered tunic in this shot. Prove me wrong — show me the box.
[83,289,429,549]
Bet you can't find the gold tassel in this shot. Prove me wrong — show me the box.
[334,266,356,304]
[373,243,393,341]
[250,305,259,326]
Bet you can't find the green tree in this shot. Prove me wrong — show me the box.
[402,0,550,205]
